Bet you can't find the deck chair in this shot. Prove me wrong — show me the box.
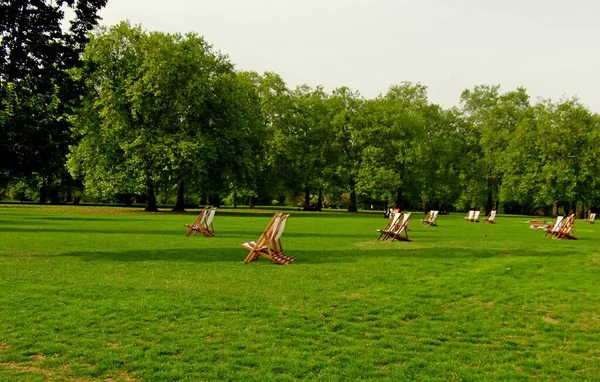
[183,207,207,237]
[466,210,480,222]
[584,213,596,223]
[464,210,474,221]
[388,213,412,242]
[421,211,433,226]
[421,210,438,226]
[544,216,564,238]
[242,213,294,264]
[555,214,578,240]
[200,207,219,237]
[378,212,402,240]
[485,210,497,224]
[428,210,439,226]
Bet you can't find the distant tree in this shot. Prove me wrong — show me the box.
[328,87,364,212]
[0,0,107,202]
[458,86,530,212]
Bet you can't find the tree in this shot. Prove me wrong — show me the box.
[458,85,530,212]
[328,87,365,212]
[0,0,107,202]
[68,22,235,211]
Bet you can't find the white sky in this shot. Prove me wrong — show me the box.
[97,0,600,112]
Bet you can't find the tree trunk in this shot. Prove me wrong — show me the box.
[145,176,158,212]
[65,178,72,203]
[248,195,254,209]
[50,186,59,205]
[233,190,237,209]
[422,180,428,212]
[486,178,493,214]
[348,178,358,212]
[39,183,47,204]
[211,194,221,208]
[552,202,558,217]
[577,202,584,219]
[303,182,311,211]
[172,180,185,212]
[395,188,402,209]
[316,188,323,211]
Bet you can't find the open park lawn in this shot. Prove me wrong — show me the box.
[1,205,599,381]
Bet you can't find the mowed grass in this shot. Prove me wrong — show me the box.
[1,205,599,381]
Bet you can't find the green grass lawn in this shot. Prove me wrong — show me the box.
[1,205,599,381]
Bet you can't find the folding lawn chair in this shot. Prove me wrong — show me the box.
[421,211,433,226]
[464,210,474,221]
[555,214,578,240]
[466,210,481,223]
[201,207,219,237]
[422,210,439,226]
[485,210,497,224]
[378,211,402,240]
[183,207,207,237]
[388,213,412,242]
[242,213,294,264]
[584,213,596,223]
[544,216,564,238]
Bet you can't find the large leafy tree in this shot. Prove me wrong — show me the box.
[282,85,332,210]
[0,0,107,202]
[328,87,364,212]
[458,85,530,212]
[68,22,236,211]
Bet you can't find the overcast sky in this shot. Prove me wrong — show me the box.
[97,0,600,112]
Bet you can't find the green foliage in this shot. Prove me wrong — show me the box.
[68,22,262,211]
[0,0,107,186]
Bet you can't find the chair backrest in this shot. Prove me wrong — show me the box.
[388,211,402,229]
[269,213,283,240]
[473,210,481,220]
[204,207,217,226]
[424,211,433,221]
[431,211,439,220]
[394,213,412,234]
[489,210,496,220]
[590,213,596,222]
[274,214,289,241]
[551,216,564,232]
[466,210,474,219]
[198,208,210,225]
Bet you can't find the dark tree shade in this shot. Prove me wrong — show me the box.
[0,0,107,184]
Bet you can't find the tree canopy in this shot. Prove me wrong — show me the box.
[2,17,599,217]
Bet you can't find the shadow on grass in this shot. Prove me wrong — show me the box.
[53,245,580,264]
[0,226,367,240]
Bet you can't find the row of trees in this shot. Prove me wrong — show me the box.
[2,14,599,215]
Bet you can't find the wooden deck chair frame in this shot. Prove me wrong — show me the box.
[421,211,433,226]
[378,212,402,240]
[183,207,207,237]
[555,214,577,240]
[379,212,404,241]
[544,216,564,238]
[427,210,439,226]
[465,210,480,223]
[242,213,294,264]
[485,210,497,224]
[584,213,596,223]
[389,213,412,242]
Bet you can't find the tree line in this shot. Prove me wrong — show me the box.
[2,8,599,216]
